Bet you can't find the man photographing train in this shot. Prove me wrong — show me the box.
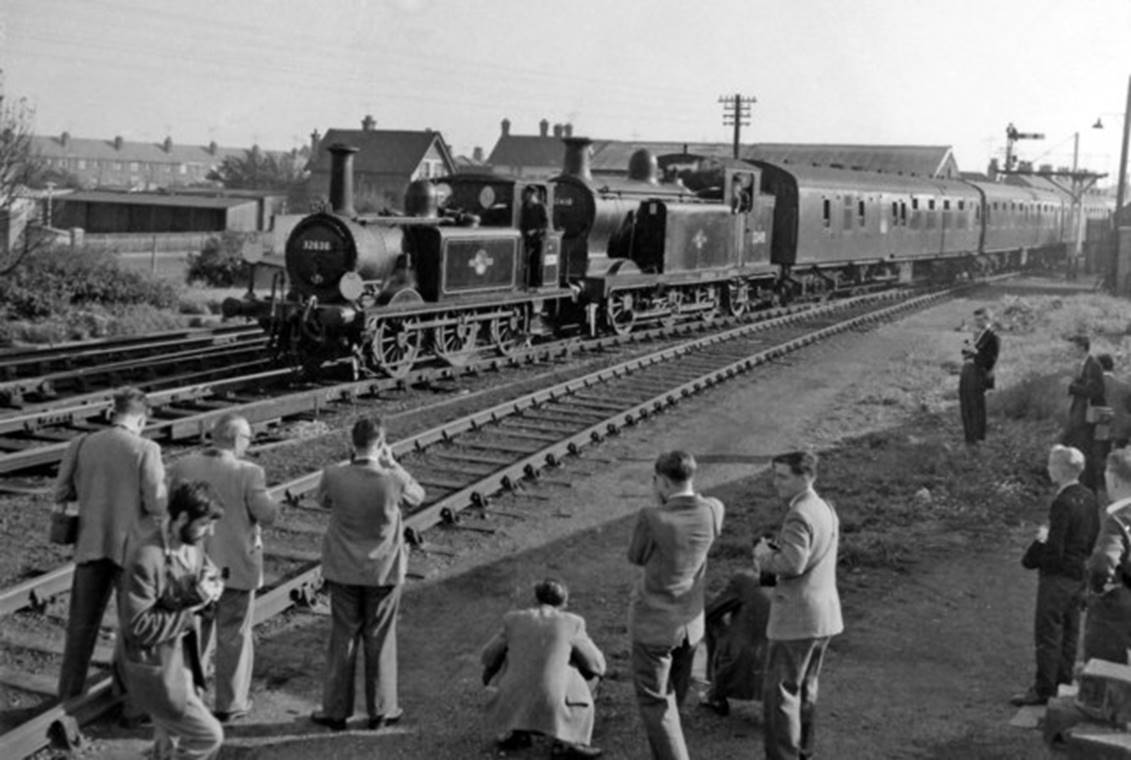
[958,307,999,446]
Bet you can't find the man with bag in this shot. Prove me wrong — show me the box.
[118,480,225,760]
[1084,447,1131,664]
[54,386,167,705]
[168,413,279,723]
[1062,335,1106,490]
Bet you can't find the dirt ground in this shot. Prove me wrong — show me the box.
[84,282,1083,760]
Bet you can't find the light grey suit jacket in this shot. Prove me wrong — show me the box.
[54,425,166,567]
[762,488,843,641]
[168,449,279,591]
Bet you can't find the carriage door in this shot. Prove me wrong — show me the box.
[726,169,764,266]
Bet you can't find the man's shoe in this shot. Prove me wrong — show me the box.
[1009,688,1048,707]
[701,695,730,717]
[496,730,533,751]
[213,707,251,724]
[367,709,403,730]
[551,742,603,759]
[310,712,348,731]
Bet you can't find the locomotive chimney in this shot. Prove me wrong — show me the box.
[562,136,593,181]
[539,119,549,137]
[328,143,359,217]
[627,148,659,184]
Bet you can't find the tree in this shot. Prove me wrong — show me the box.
[207,147,306,191]
[0,70,45,275]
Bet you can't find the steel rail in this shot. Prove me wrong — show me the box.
[0,282,968,758]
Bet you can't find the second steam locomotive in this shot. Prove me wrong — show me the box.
[225,136,1100,378]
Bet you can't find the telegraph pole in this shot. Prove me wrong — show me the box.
[720,94,756,159]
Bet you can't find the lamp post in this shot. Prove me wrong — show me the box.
[1097,75,1131,295]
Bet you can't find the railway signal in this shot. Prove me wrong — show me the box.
[1004,122,1045,172]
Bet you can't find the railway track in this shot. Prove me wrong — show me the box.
[0,281,960,758]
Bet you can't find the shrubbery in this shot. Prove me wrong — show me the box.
[186,232,252,287]
[0,245,179,320]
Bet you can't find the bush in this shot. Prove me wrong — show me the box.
[186,233,251,287]
[0,245,179,320]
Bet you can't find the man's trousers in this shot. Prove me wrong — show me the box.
[959,363,986,444]
[200,588,255,714]
[58,559,120,700]
[1033,574,1085,698]
[631,637,695,760]
[321,581,401,721]
[149,667,224,760]
[763,636,831,760]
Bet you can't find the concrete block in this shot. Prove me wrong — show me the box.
[1078,659,1131,726]
[1045,696,1089,747]
[1066,725,1131,759]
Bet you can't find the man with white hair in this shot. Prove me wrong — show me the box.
[1084,447,1131,664]
[1012,445,1098,706]
[168,413,279,722]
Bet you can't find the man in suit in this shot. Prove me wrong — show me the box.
[1084,447,1131,664]
[958,307,1000,445]
[1062,335,1106,489]
[118,481,225,760]
[628,450,724,760]
[311,417,424,732]
[1012,445,1099,706]
[753,451,842,760]
[702,570,773,717]
[168,413,279,723]
[54,386,167,704]
[480,579,606,759]
[1094,354,1131,471]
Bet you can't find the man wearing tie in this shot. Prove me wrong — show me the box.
[958,307,1000,445]
[1063,335,1106,489]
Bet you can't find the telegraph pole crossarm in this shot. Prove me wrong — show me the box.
[720,93,756,160]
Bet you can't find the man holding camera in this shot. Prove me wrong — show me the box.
[958,307,999,446]
[118,481,226,760]
[168,413,279,723]
[753,451,842,760]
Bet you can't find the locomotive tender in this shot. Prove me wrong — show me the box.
[226,136,1101,378]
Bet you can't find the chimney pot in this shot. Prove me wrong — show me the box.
[472,146,484,163]
[564,123,573,138]
[60,131,70,147]
[553,123,563,138]
[114,135,124,150]
[539,119,549,137]
[362,115,376,131]
[208,141,217,156]
[163,136,173,153]
[310,129,321,157]
[501,118,511,136]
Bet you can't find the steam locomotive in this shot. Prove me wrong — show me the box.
[224,136,1107,378]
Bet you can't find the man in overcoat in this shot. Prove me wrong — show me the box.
[118,481,225,760]
[701,570,773,716]
[168,413,279,722]
[55,386,167,705]
[1012,445,1098,706]
[753,451,842,760]
[1084,447,1131,664]
[958,307,1000,445]
[1062,335,1106,489]
[311,417,424,731]
[481,579,606,758]
[628,450,724,760]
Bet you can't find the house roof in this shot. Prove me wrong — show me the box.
[310,129,455,175]
[30,135,281,165]
[486,135,566,168]
[744,144,956,177]
[59,190,254,208]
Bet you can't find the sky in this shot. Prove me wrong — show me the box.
[2,0,1130,182]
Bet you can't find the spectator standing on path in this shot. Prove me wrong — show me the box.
[958,307,1000,445]
[118,481,225,760]
[627,450,724,760]
[480,579,606,759]
[1084,448,1131,664]
[1062,335,1106,490]
[1012,445,1098,706]
[310,417,424,732]
[167,413,280,723]
[753,451,843,760]
[1094,353,1131,468]
[54,386,167,705]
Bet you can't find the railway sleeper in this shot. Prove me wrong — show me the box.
[455,439,542,455]
[493,426,563,443]
[428,450,515,466]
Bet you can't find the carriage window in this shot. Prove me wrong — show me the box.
[958,200,965,211]
[943,200,950,210]
[900,201,907,225]
[912,198,919,210]
[891,201,898,222]
[858,200,866,227]
[928,199,936,211]
[822,198,830,228]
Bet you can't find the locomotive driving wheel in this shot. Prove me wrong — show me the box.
[605,291,636,336]
[369,315,422,379]
[490,306,529,358]
[433,311,478,367]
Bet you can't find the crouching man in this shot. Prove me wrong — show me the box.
[481,579,606,758]
[118,481,226,760]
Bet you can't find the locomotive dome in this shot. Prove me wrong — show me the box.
[627,149,659,184]
[404,179,439,218]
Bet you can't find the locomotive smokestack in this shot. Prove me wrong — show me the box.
[562,137,593,182]
[328,143,359,217]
